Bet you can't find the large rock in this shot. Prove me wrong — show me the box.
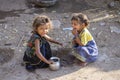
[27,0,58,7]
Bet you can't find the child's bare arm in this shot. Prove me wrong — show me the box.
[74,36,84,46]
[35,39,52,64]
[44,35,63,46]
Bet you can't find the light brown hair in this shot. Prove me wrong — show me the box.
[32,15,52,32]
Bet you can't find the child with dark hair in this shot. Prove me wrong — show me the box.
[71,13,98,66]
[23,15,62,71]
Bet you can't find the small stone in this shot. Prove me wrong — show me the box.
[4,24,7,29]
[109,2,115,7]
[52,11,56,13]
[21,20,26,23]
[100,22,106,26]
[19,49,22,52]
[5,36,9,39]
[13,28,18,33]
[91,27,96,31]
[23,42,27,47]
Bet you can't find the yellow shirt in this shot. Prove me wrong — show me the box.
[79,28,93,46]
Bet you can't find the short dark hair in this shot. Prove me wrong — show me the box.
[71,13,90,27]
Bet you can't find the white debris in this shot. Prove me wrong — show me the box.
[91,27,96,31]
[99,22,106,26]
[4,24,7,29]
[62,27,72,31]
[12,28,18,33]
[23,42,27,47]
[52,11,56,13]
[110,26,120,34]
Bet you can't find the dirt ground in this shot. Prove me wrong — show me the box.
[0,0,120,80]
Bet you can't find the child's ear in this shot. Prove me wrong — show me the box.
[82,23,86,27]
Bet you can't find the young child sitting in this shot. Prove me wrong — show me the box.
[71,13,98,66]
[23,15,62,71]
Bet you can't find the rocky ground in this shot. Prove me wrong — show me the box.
[0,0,120,80]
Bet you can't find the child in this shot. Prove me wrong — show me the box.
[71,13,98,66]
[23,15,62,71]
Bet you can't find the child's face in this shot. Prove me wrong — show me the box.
[36,24,49,36]
[71,20,84,31]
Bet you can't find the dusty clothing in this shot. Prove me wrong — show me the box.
[72,28,98,63]
[23,33,52,68]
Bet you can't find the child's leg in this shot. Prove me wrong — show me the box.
[71,49,88,66]
[72,49,86,62]
[74,56,88,66]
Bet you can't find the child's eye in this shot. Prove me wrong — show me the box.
[74,23,77,26]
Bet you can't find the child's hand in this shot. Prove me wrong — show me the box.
[72,39,76,44]
[56,42,63,47]
[48,60,54,64]
[59,43,63,46]
[72,28,78,35]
